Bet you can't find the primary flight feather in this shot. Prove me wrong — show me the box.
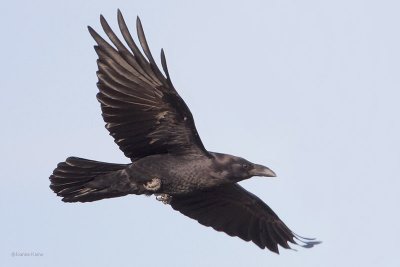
[49,10,319,253]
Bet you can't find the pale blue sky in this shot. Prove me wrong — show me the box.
[1,0,399,266]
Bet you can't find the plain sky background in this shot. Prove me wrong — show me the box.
[1,0,399,266]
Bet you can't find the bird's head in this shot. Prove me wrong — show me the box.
[210,152,276,183]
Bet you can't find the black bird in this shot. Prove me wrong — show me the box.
[50,11,319,253]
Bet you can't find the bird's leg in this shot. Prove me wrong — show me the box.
[143,178,162,191]
[155,194,172,205]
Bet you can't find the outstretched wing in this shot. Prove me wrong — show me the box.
[88,10,209,160]
[170,184,319,253]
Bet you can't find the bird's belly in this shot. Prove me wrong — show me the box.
[129,155,216,195]
[161,177,202,195]
[160,171,223,195]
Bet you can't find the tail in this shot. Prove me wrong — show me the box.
[50,157,133,203]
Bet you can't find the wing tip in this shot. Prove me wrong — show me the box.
[87,25,102,42]
[117,9,127,28]
[271,234,321,253]
[160,48,171,82]
[100,14,107,27]
[87,25,95,34]
[293,233,322,248]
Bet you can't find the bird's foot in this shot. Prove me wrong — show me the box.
[155,194,172,205]
[143,178,161,191]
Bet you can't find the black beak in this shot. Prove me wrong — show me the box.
[251,164,276,177]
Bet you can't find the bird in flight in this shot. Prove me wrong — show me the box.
[50,10,319,253]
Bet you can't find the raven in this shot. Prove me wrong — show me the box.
[50,10,319,253]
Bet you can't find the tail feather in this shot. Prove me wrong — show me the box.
[50,157,130,203]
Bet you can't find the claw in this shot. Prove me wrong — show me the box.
[155,194,171,204]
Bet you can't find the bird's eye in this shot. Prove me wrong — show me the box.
[242,163,251,170]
